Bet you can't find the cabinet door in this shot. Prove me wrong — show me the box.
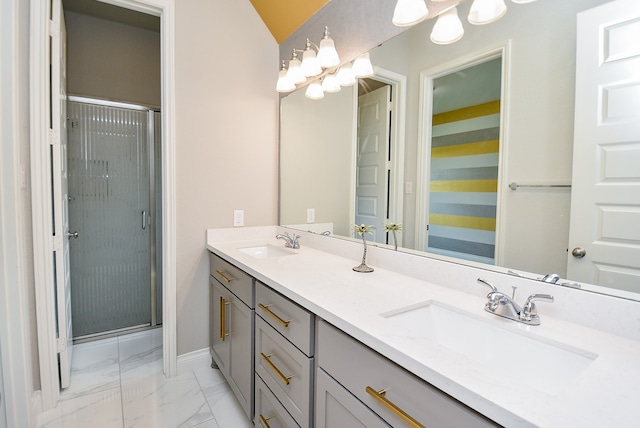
[316,368,390,428]
[210,278,230,376]
[228,295,254,419]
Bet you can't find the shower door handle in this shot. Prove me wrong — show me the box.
[142,210,147,230]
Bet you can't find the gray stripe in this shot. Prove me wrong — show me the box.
[431,166,498,181]
[429,192,497,206]
[429,225,496,245]
[430,203,496,218]
[432,127,500,148]
[428,236,496,258]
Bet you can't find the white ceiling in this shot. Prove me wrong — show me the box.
[63,0,160,32]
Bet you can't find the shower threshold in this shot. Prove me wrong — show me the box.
[73,323,162,344]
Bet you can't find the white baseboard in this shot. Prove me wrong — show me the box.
[176,348,211,376]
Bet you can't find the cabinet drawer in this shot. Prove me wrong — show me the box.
[256,281,314,356]
[255,374,300,428]
[317,320,498,428]
[209,252,253,307]
[255,316,313,427]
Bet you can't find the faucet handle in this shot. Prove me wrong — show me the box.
[477,278,498,293]
[521,294,554,323]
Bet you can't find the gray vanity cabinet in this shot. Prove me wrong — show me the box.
[316,320,499,428]
[255,281,314,427]
[209,253,255,421]
[315,368,390,428]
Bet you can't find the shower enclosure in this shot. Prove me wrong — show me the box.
[67,98,162,339]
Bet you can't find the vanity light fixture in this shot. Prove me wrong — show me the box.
[430,6,464,44]
[352,53,374,78]
[305,80,325,100]
[301,39,323,77]
[336,63,357,86]
[321,73,341,93]
[276,60,295,93]
[286,50,306,85]
[468,0,507,25]
[316,26,340,68]
[392,0,429,27]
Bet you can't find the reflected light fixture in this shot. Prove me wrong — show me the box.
[276,60,295,93]
[392,0,428,27]
[305,80,325,100]
[336,63,356,86]
[316,26,340,68]
[321,73,341,93]
[286,50,306,85]
[301,39,322,77]
[430,6,464,45]
[468,0,507,25]
[352,53,374,78]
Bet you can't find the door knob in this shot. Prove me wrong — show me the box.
[68,231,79,239]
[571,247,586,258]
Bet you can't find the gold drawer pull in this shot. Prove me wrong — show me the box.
[258,303,291,328]
[215,270,234,283]
[258,414,271,428]
[260,352,293,386]
[366,386,425,428]
[219,297,229,341]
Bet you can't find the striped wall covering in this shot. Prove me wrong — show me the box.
[429,101,500,264]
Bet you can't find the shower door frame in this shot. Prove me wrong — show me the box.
[67,96,162,340]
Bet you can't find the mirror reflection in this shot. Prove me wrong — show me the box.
[279,0,640,299]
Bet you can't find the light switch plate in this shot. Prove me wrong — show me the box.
[307,208,315,223]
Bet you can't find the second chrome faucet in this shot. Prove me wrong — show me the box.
[478,278,554,326]
[276,232,301,249]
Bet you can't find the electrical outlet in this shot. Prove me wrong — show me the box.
[307,208,315,223]
[233,210,244,227]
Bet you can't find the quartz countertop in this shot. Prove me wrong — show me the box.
[206,226,640,427]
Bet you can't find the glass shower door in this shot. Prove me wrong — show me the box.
[67,101,152,337]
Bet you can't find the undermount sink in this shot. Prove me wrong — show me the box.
[381,301,597,395]
[238,244,296,259]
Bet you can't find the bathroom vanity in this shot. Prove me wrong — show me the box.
[206,226,640,427]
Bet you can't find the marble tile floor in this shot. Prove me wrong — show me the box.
[37,329,252,428]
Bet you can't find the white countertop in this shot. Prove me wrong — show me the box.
[206,226,640,427]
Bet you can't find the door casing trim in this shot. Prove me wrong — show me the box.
[30,0,177,411]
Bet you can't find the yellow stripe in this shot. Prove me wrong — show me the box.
[433,100,501,126]
[250,0,330,43]
[430,179,497,193]
[430,214,496,231]
[432,140,499,159]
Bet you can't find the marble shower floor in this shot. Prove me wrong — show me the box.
[37,329,252,428]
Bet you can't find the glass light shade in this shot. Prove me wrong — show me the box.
[511,0,536,3]
[305,81,324,100]
[317,37,340,68]
[392,0,428,27]
[336,64,356,86]
[352,53,374,78]
[322,74,341,93]
[286,57,306,85]
[430,7,464,45]
[301,48,322,77]
[276,69,295,92]
[468,0,507,25]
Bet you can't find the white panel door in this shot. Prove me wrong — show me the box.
[355,86,391,243]
[51,0,74,388]
[567,0,640,292]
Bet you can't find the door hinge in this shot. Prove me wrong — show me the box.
[52,235,63,251]
[56,337,66,353]
[49,20,59,38]
[48,129,60,146]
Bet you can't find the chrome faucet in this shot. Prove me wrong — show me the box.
[477,278,554,326]
[276,232,300,249]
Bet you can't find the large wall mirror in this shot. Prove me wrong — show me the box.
[279,0,640,300]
